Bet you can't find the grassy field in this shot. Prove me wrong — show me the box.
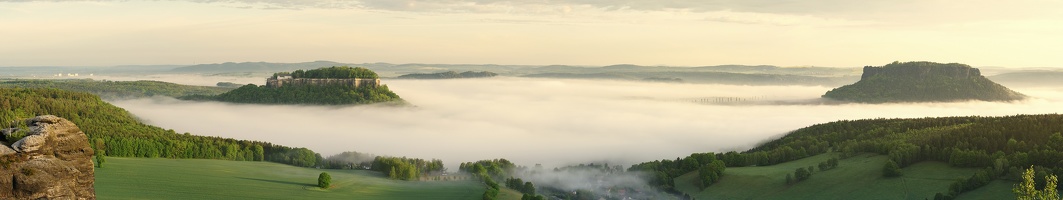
[675,153,1016,200]
[96,157,496,200]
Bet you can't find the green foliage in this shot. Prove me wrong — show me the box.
[460,159,517,180]
[1014,166,1061,200]
[192,84,401,105]
[274,66,379,79]
[216,82,242,88]
[0,88,318,168]
[698,160,726,189]
[189,67,399,105]
[482,187,499,200]
[398,71,498,79]
[504,177,537,195]
[520,193,546,200]
[660,114,1063,198]
[884,160,903,177]
[372,156,444,181]
[629,152,724,192]
[318,172,332,189]
[795,167,811,181]
[823,61,1025,103]
[461,159,516,200]
[943,167,996,198]
[0,79,230,100]
[4,127,28,143]
[675,153,1009,200]
[320,151,376,169]
[96,150,106,168]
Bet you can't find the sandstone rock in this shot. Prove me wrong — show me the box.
[0,145,14,156]
[0,115,95,199]
[12,135,45,158]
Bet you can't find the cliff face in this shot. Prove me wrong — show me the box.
[0,115,95,199]
[265,77,380,88]
[861,63,980,80]
[823,62,1025,103]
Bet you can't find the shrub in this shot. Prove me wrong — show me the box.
[318,172,332,189]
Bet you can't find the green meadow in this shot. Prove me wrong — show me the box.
[95,157,496,200]
[674,153,1015,200]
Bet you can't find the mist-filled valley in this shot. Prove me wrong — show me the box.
[8,0,1063,199]
[108,76,1063,169]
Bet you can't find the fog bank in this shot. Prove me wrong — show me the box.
[88,74,264,86]
[110,77,1063,169]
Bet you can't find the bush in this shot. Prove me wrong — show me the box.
[95,150,106,168]
[883,160,903,177]
[318,172,332,189]
[795,167,811,181]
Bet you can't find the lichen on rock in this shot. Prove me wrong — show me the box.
[0,115,95,199]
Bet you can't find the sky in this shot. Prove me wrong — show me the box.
[1,0,1062,67]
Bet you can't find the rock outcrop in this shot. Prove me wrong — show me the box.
[823,61,1026,103]
[860,63,981,80]
[1,115,95,199]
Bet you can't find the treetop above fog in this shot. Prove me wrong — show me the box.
[272,66,379,79]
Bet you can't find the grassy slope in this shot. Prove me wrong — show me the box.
[497,188,526,200]
[96,157,486,200]
[675,153,1015,200]
[955,180,1016,200]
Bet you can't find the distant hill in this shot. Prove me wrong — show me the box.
[397,71,498,79]
[167,61,860,85]
[523,71,857,86]
[989,70,1063,87]
[170,61,355,73]
[182,66,402,105]
[0,79,231,100]
[823,61,1025,103]
[522,72,638,80]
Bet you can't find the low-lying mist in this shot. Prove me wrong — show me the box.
[109,77,1063,169]
[88,74,264,86]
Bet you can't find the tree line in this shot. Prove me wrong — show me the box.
[370,156,444,181]
[734,115,1063,199]
[628,152,725,192]
[0,88,320,167]
[183,83,401,105]
[459,159,519,200]
[273,66,379,79]
[0,87,454,183]
[0,79,230,100]
[627,114,1063,199]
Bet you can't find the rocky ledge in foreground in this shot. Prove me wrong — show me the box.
[1,115,95,199]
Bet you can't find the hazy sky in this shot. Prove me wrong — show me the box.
[2,0,1062,67]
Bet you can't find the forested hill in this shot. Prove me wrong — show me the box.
[183,66,402,105]
[630,114,1063,199]
[397,71,497,79]
[271,66,379,79]
[0,88,322,167]
[746,114,1062,198]
[0,79,231,100]
[822,61,1026,103]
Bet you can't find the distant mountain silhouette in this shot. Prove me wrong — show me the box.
[823,61,1025,103]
